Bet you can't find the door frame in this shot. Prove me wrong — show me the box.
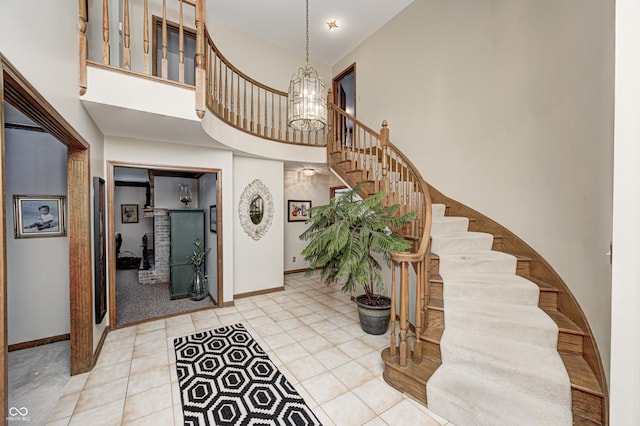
[1,53,94,417]
[107,161,223,327]
[332,63,356,116]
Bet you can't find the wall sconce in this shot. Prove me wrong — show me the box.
[179,184,192,207]
[302,168,316,177]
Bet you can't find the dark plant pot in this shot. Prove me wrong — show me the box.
[355,294,391,335]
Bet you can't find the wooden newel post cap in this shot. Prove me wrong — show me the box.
[380,120,389,144]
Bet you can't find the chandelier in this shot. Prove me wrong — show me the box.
[288,0,327,131]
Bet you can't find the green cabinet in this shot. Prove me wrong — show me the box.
[170,209,205,299]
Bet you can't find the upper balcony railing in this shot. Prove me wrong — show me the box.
[78,0,324,146]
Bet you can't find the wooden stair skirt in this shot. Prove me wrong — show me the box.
[382,232,606,426]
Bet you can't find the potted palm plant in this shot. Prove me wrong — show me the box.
[299,181,415,334]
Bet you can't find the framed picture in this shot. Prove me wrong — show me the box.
[93,177,107,324]
[13,195,67,238]
[121,204,138,223]
[210,205,217,233]
[288,200,311,222]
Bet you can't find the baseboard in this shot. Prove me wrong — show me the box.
[234,286,285,299]
[284,268,309,275]
[8,333,70,352]
[221,301,235,308]
[91,327,109,369]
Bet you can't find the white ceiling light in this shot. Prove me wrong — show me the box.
[287,0,327,132]
[302,168,316,176]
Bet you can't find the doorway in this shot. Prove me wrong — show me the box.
[1,54,93,419]
[108,162,223,328]
[333,64,356,144]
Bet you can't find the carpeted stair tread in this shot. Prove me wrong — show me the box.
[431,216,469,235]
[442,273,540,306]
[431,231,494,254]
[432,203,446,218]
[443,298,559,347]
[427,364,572,426]
[439,329,571,405]
[439,250,517,275]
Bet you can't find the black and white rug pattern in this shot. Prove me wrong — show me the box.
[174,323,321,426]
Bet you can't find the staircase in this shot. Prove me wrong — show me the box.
[326,106,607,425]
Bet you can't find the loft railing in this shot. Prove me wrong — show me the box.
[202,33,325,146]
[78,0,324,146]
[326,100,433,366]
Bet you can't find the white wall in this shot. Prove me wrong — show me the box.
[4,129,69,345]
[334,0,615,377]
[114,186,153,258]
[105,137,235,303]
[610,0,640,422]
[233,157,284,296]
[198,173,219,300]
[283,170,342,272]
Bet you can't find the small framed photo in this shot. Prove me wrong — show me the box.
[288,200,311,222]
[210,205,217,233]
[13,195,67,238]
[121,204,139,223]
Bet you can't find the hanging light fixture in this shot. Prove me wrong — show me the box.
[288,0,327,131]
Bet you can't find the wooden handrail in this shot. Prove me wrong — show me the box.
[325,99,433,367]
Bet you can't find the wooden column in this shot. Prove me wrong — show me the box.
[78,0,88,95]
[123,0,131,69]
[398,260,409,366]
[0,63,8,424]
[68,148,93,374]
[143,0,149,74]
[102,0,110,64]
[178,0,185,83]
[161,0,168,79]
[195,0,207,118]
[389,261,397,356]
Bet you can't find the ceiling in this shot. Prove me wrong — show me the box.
[208,0,414,65]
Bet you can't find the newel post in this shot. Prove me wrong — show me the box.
[78,0,88,95]
[195,0,207,118]
[326,89,334,156]
[380,120,390,195]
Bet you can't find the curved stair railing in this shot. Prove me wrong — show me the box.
[325,100,433,368]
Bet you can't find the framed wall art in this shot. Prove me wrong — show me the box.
[210,205,217,233]
[13,195,67,238]
[121,204,138,223]
[288,200,311,222]
[93,177,107,324]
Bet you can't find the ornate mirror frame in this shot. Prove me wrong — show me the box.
[238,179,274,240]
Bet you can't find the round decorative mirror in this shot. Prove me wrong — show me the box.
[239,179,274,240]
[249,195,264,224]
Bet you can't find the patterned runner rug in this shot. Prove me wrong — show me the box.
[174,323,321,426]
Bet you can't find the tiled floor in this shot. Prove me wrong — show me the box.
[46,272,451,426]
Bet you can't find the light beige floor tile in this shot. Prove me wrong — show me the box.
[173,403,184,425]
[300,372,348,405]
[94,345,134,368]
[217,312,244,325]
[286,356,327,382]
[246,315,277,328]
[240,307,266,319]
[48,392,80,422]
[338,338,376,359]
[122,383,173,423]
[104,327,136,342]
[423,406,449,425]
[123,406,174,425]
[276,317,306,331]
[74,377,128,414]
[133,338,168,359]
[298,335,333,353]
[84,360,131,389]
[190,309,217,322]
[215,306,239,315]
[311,320,340,334]
[130,351,169,376]
[68,398,125,426]
[323,328,357,346]
[298,313,323,325]
[311,406,336,426]
[270,310,294,321]
[321,391,377,426]
[193,316,222,331]
[343,323,368,338]
[314,347,351,370]
[127,365,171,396]
[135,329,167,347]
[46,417,71,426]
[356,350,386,376]
[262,332,295,349]
[380,399,441,426]
[101,335,136,354]
[62,372,88,395]
[364,417,389,426]
[331,360,376,389]
[165,314,193,327]
[135,319,166,334]
[288,325,318,341]
[252,322,283,337]
[353,378,405,415]
[272,342,310,364]
[165,321,196,338]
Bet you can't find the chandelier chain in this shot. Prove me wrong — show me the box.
[305,0,309,65]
